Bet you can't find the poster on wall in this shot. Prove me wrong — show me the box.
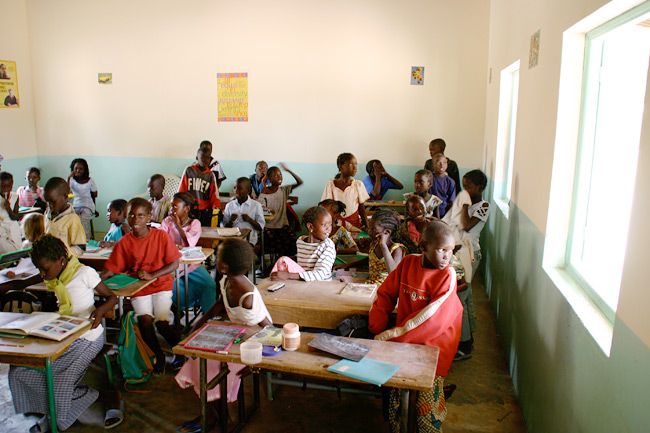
[0,61,19,108]
[529,30,540,69]
[411,66,424,85]
[217,73,248,122]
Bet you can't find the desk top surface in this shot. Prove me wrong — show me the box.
[364,200,405,207]
[25,276,155,297]
[199,227,251,240]
[174,321,438,391]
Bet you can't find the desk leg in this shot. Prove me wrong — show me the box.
[220,362,228,433]
[399,389,409,433]
[184,264,190,329]
[175,270,181,332]
[200,358,207,433]
[45,357,59,433]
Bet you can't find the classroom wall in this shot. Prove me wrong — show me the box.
[482,0,650,431]
[1,0,491,230]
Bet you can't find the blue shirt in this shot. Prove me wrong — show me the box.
[249,174,271,196]
[362,175,399,200]
[429,176,456,217]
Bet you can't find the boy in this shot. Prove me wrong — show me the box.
[429,153,456,217]
[0,171,20,220]
[101,197,183,373]
[200,140,227,189]
[0,171,21,253]
[147,174,171,224]
[425,138,461,196]
[224,177,265,245]
[361,159,403,200]
[179,145,222,226]
[404,169,443,218]
[248,160,271,198]
[369,221,462,432]
[43,177,87,256]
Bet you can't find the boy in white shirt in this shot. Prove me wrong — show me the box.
[223,177,265,245]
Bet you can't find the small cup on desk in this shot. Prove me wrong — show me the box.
[240,341,263,364]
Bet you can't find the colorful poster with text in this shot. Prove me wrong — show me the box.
[0,61,19,108]
[217,73,248,122]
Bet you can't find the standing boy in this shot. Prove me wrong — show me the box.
[43,177,87,256]
[200,140,227,190]
[425,138,461,196]
[179,145,222,226]
[429,154,456,218]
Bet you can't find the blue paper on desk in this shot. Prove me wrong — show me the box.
[327,357,401,386]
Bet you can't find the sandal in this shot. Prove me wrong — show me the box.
[453,349,472,361]
[170,356,185,371]
[104,399,125,429]
[29,415,50,433]
[177,418,217,433]
[153,363,165,377]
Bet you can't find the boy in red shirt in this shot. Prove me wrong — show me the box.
[369,220,462,432]
[179,144,222,226]
[102,197,183,373]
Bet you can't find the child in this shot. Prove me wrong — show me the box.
[10,234,122,431]
[394,195,432,255]
[148,174,171,224]
[179,145,222,227]
[200,140,227,190]
[248,160,271,198]
[362,159,404,200]
[224,177,265,246]
[425,138,461,196]
[161,192,217,313]
[404,169,443,218]
[1,171,20,220]
[341,208,405,285]
[0,171,21,253]
[256,163,303,257]
[321,152,370,230]
[369,221,463,432]
[101,197,184,373]
[319,199,358,255]
[16,167,45,208]
[271,206,336,281]
[68,158,98,240]
[21,212,45,249]
[99,199,130,248]
[176,239,272,432]
[429,153,456,218]
[43,177,87,256]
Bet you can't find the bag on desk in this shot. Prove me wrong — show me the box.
[117,311,155,391]
[337,314,371,339]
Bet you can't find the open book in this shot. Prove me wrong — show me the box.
[0,312,91,342]
[340,283,378,298]
[181,247,207,261]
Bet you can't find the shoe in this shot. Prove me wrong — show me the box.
[153,363,165,377]
[453,350,472,361]
[443,383,457,400]
[104,399,125,429]
[170,357,185,371]
[177,419,217,433]
[29,416,50,433]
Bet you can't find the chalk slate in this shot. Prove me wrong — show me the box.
[308,333,370,362]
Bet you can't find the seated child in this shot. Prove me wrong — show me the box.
[256,163,303,257]
[21,212,45,249]
[271,206,336,281]
[68,158,98,240]
[148,174,171,224]
[224,177,265,245]
[179,144,222,227]
[341,208,405,285]
[161,192,217,313]
[176,238,272,433]
[10,234,122,431]
[43,177,87,256]
[394,195,432,255]
[0,171,21,253]
[321,152,370,230]
[201,140,227,190]
[1,171,20,220]
[102,197,183,373]
[369,221,463,432]
[99,199,130,248]
[16,167,45,208]
[429,153,456,218]
[404,169,443,218]
[361,159,404,200]
[319,199,358,255]
[425,138,461,196]
[248,160,271,198]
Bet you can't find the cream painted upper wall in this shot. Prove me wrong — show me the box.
[0,0,37,159]
[25,0,489,168]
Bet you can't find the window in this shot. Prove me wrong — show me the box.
[493,60,520,215]
[567,4,650,322]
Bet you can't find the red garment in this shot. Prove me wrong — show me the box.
[368,254,462,377]
[179,164,222,211]
[104,228,182,297]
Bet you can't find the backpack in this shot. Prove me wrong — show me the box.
[117,311,155,391]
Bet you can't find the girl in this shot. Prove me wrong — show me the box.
[68,158,98,240]
[340,208,405,285]
[160,192,217,314]
[176,238,272,433]
[319,199,358,255]
[321,153,370,230]
[21,212,45,249]
[10,234,122,432]
[394,195,432,255]
[0,171,21,253]
[16,167,45,208]
[271,206,336,281]
[256,163,303,257]
[99,199,130,248]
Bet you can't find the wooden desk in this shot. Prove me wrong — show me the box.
[197,227,251,248]
[364,200,405,208]
[173,321,439,433]
[0,312,91,433]
[78,249,111,271]
[256,279,375,329]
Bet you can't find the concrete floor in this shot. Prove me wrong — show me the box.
[0,276,528,433]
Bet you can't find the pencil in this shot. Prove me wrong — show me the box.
[0,343,24,347]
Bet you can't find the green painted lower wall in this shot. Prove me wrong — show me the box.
[482,191,650,432]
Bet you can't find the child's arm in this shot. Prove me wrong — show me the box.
[368,262,403,334]
[460,202,488,231]
[280,163,303,189]
[2,196,20,220]
[384,172,404,191]
[358,203,369,231]
[457,276,468,292]
[170,214,190,247]
[240,213,262,232]
[379,238,403,274]
[90,178,98,207]
[137,259,179,281]
[89,282,118,329]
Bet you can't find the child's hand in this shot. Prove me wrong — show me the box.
[137,270,154,280]
[89,304,112,329]
[1,198,10,211]
[279,162,289,171]
[376,231,390,246]
[98,241,114,248]
[271,271,290,280]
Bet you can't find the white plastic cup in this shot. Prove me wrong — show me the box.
[240,341,263,364]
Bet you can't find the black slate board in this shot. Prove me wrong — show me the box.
[307,333,370,362]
